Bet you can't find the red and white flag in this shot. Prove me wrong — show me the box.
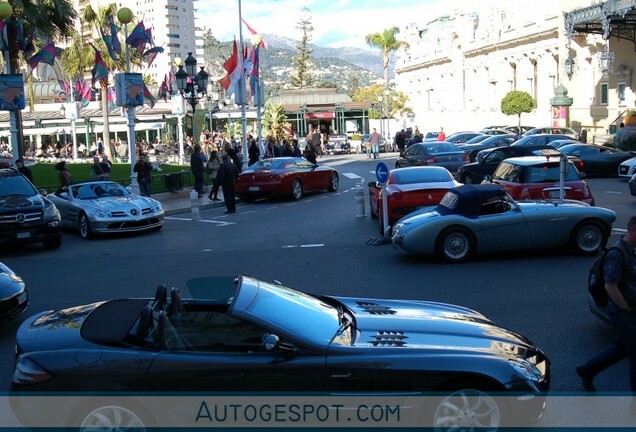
[241,18,267,50]
[219,39,240,97]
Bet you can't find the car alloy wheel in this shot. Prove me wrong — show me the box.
[433,389,500,432]
[438,228,474,262]
[327,173,339,192]
[573,221,605,254]
[80,405,146,432]
[79,213,93,240]
[292,179,303,200]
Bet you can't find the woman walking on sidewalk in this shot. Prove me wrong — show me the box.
[207,150,221,201]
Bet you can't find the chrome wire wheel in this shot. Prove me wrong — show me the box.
[80,405,145,432]
[441,230,473,262]
[433,389,500,432]
[575,222,603,254]
[292,179,303,200]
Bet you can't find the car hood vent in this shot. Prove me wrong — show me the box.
[356,301,397,315]
[369,331,408,347]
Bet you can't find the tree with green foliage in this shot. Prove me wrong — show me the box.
[501,91,535,129]
[4,0,77,158]
[352,84,412,118]
[365,27,408,98]
[262,103,290,143]
[290,7,314,89]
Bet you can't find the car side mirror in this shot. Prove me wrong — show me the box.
[482,175,492,183]
[38,188,48,196]
[262,333,280,351]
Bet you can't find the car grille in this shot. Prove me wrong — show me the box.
[356,301,397,315]
[106,217,162,230]
[369,331,408,347]
[110,208,153,217]
[0,210,42,225]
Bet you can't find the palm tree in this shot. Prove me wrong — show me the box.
[5,0,77,158]
[60,3,145,159]
[262,103,289,143]
[365,27,409,107]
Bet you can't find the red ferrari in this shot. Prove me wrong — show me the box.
[236,157,339,201]
[369,166,460,234]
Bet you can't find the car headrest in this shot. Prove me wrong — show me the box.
[169,287,185,316]
[154,284,167,310]
[153,310,167,347]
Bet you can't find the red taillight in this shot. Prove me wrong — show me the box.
[463,153,469,162]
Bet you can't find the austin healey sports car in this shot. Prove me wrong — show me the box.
[12,275,550,430]
[392,184,615,262]
[47,180,164,239]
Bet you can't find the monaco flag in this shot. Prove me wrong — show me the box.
[219,40,240,97]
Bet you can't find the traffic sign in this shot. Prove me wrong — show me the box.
[375,162,389,185]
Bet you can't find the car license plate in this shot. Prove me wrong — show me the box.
[249,186,260,191]
[548,190,560,198]
[16,292,27,304]
[16,232,30,239]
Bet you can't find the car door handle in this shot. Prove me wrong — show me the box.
[330,373,351,379]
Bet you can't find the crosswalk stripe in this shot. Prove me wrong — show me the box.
[342,172,363,179]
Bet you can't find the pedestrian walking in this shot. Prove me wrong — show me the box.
[248,138,260,166]
[577,215,636,392]
[395,130,406,156]
[15,159,33,183]
[55,161,71,192]
[370,128,381,159]
[217,155,238,214]
[190,144,207,198]
[437,127,446,141]
[303,140,317,164]
[207,150,221,201]
[133,154,153,197]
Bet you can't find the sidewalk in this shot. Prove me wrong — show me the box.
[154,187,232,216]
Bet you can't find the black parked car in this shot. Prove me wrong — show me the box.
[395,142,468,173]
[0,261,28,323]
[444,132,483,144]
[0,168,61,250]
[455,145,559,184]
[558,143,634,177]
[11,275,550,430]
[458,135,517,162]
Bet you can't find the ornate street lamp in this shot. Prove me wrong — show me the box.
[565,54,575,79]
[599,46,615,76]
[175,52,209,139]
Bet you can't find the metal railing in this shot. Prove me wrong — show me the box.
[40,170,217,196]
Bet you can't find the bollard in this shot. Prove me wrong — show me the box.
[190,189,201,221]
[355,181,366,217]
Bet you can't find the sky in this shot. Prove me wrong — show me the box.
[199,0,444,50]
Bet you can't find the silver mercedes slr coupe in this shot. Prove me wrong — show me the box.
[48,181,164,239]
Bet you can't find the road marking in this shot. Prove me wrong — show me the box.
[613,228,627,234]
[300,243,324,248]
[605,191,623,194]
[284,203,297,206]
[305,199,315,202]
[165,216,235,226]
[342,172,363,179]
[266,206,278,210]
[240,210,256,214]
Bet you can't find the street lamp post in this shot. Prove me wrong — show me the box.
[117,7,140,193]
[377,95,383,139]
[60,102,80,159]
[175,52,209,145]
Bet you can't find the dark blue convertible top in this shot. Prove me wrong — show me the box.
[437,184,506,218]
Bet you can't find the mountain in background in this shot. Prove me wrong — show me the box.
[203,30,386,96]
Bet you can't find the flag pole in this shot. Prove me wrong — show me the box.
[237,0,248,171]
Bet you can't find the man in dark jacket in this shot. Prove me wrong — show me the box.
[15,159,33,183]
[190,144,207,197]
[133,154,153,196]
[216,155,239,214]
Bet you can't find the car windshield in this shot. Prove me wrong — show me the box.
[0,175,38,197]
[232,278,347,346]
[392,168,452,184]
[425,143,461,153]
[71,182,128,199]
[249,159,287,170]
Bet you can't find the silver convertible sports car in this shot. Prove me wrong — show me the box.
[48,181,164,239]
[392,184,616,262]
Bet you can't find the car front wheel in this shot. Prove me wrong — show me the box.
[79,405,146,432]
[292,179,303,200]
[572,221,606,254]
[432,389,501,432]
[436,227,475,263]
[78,213,93,240]
[327,173,339,192]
